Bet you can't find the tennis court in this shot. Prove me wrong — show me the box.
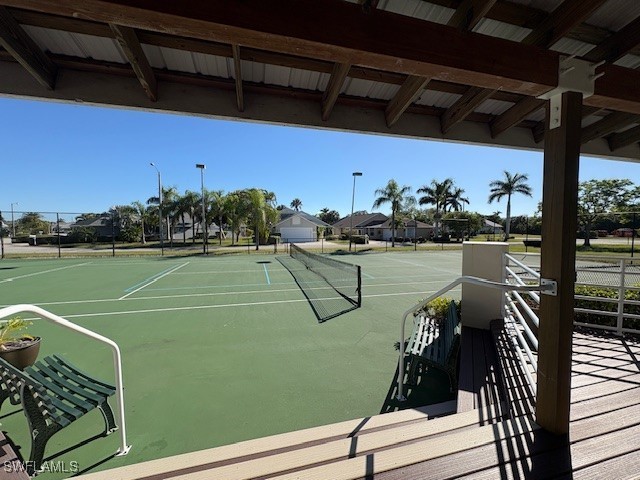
[0,250,462,477]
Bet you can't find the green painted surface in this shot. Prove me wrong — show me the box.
[0,251,462,478]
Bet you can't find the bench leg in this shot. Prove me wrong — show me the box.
[22,391,61,476]
[99,399,118,435]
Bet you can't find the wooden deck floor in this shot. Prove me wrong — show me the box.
[77,329,640,480]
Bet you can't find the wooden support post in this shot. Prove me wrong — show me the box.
[537,91,582,435]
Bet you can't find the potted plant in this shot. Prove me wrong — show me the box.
[0,317,41,369]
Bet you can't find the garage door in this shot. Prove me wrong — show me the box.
[280,227,315,243]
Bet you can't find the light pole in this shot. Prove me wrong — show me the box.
[349,172,363,252]
[149,163,164,256]
[196,163,207,255]
[10,202,18,238]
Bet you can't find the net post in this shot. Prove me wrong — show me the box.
[357,265,362,307]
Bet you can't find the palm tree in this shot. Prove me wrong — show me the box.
[372,179,413,247]
[131,201,148,244]
[246,188,268,250]
[446,187,470,212]
[290,198,302,211]
[208,190,227,245]
[488,171,533,241]
[417,178,454,236]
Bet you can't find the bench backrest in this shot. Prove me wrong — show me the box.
[0,357,68,426]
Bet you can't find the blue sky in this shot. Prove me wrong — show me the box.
[2,97,639,221]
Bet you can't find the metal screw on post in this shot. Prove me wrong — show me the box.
[149,163,164,256]
[349,172,363,253]
[196,164,207,255]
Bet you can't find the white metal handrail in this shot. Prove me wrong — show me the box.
[396,275,552,401]
[0,304,131,456]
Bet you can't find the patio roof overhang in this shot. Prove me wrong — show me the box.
[1,0,638,437]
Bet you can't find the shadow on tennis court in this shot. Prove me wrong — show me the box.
[277,256,358,323]
[379,359,453,414]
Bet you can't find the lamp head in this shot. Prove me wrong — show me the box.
[196,163,206,170]
[352,172,362,177]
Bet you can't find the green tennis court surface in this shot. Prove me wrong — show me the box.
[0,251,462,477]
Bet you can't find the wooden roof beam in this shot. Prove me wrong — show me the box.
[109,23,157,101]
[322,62,350,121]
[490,97,544,138]
[583,15,640,64]
[231,44,243,112]
[385,75,430,127]
[0,6,56,89]
[447,0,498,31]
[521,0,609,48]
[581,112,640,144]
[441,86,496,134]
[5,0,640,114]
[607,124,640,151]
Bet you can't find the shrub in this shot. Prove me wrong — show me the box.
[418,297,459,322]
[325,234,338,240]
[351,234,369,244]
[574,284,640,330]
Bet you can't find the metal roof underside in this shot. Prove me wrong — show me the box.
[0,0,640,161]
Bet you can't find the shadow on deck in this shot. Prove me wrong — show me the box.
[64,329,640,479]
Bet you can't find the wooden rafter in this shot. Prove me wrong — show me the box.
[385,75,430,127]
[322,62,350,121]
[0,6,56,89]
[583,15,640,64]
[607,124,640,151]
[441,86,496,134]
[231,44,243,112]
[109,23,157,101]
[522,0,608,48]
[490,97,544,138]
[581,112,640,144]
[447,0,498,31]
[437,0,498,131]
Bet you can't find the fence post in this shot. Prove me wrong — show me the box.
[57,213,61,259]
[617,259,626,335]
[321,238,324,254]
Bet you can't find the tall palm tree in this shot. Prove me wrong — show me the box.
[446,187,470,212]
[290,198,302,211]
[246,188,268,250]
[372,179,413,247]
[417,178,454,236]
[131,201,148,244]
[488,171,533,241]
[208,190,227,245]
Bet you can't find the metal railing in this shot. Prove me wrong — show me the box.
[503,254,543,397]
[0,304,131,457]
[396,275,552,401]
[574,257,640,335]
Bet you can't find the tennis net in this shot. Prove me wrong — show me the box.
[290,244,362,307]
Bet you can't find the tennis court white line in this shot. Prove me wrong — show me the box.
[22,289,457,320]
[4,280,447,308]
[118,262,189,300]
[362,271,375,279]
[0,262,90,284]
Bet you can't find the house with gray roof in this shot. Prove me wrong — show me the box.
[272,208,329,243]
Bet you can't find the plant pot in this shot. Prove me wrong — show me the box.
[0,337,41,370]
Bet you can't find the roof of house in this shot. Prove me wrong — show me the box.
[276,208,329,227]
[333,213,388,229]
[484,219,504,229]
[379,218,433,229]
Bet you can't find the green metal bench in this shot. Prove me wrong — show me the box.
[0,355,117,476]
[406,301,461,391]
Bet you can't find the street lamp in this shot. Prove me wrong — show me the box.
[10,202,18,238]
[349,172,363,252]
[149,163,164,256]
[196,164,207,255]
